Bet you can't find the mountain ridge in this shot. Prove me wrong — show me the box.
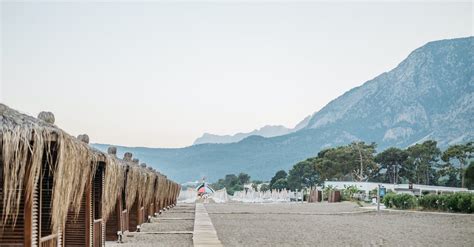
[193,115,311,145]
[93,36,473,183]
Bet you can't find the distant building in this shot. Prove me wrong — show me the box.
[324,181,470,197]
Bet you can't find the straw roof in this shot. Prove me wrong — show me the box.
[1,103,180,231]
[0,104,99,231]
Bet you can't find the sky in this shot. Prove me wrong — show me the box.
[1,1,472,148]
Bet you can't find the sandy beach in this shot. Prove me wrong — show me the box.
[105,202,474,247]
[206,202,474,247]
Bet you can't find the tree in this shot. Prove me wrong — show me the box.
[270,170,287,188]
[375,147,408,184]
[238,172,251,185]
[211,173,255,195]
[313,147,352,181]
[348,142,378,182]
[211,178,226,190]
[272,178,288,191]
[224,174,239,188]
[442,142,474,188]
[405,140,441,185]
[287,158,319,190]
[465,161,474,190]
[251,183,258,191]
[260,184,270,192]
[438,164,461,187]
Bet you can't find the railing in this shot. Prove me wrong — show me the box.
[40,234,57,247]
[93,219,102,247]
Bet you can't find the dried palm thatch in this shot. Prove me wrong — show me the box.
[156,175,170,207]
[0,104,99,232]
[157,174,167,204]
[172,182,179,202]
[102,154,125,221]
[136,166,151,207]
[124,163,141,210]
[143,169,157,207]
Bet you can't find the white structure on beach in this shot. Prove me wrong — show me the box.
[324,181,469,196]
[212,188,230,203]
[178,187,198,203]
[232,189,303,203]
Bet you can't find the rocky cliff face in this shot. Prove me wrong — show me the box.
[305,36,473,148]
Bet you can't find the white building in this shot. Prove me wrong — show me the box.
[324,181,469,197]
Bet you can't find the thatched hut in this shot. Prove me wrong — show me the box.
[0,104,100,246]
[122,156,144,232]
[1,104,181,244]
[62,134,125,247]
[104,147,128,242]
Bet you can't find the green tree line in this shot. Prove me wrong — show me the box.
[269,141,474,191]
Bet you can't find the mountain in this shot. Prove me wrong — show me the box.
[304,36,473,147]
[193,115,311,145]
[93,37,473,183]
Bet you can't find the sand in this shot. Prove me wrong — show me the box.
[206,202,474,247]
[105,201,474,247]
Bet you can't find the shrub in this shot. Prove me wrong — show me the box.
[452,192,473,213]
[383,192,473,213]
[383,193,416,209]
[418,194,438,210]
[393,193,417,209]
[341,185,359,201]
[419,192,473,213]
[382,193,395,208]
[437,194,449,211]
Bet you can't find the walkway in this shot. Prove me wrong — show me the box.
[193,203,223,247]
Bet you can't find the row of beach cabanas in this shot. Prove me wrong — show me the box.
[0,104,181,246]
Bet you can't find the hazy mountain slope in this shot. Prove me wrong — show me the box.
[193,125,292,145]
[93,36,473,183]
[193,115,311,145]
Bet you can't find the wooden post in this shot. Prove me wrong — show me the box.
[377,184,380,212]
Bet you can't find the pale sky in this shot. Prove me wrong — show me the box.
[1,1,472,148]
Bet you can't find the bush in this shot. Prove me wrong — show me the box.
[451,193,473,213]
[418,194,438,210]
[394,194,417,209]
[383,193,416,209]
[419,192,473,213]
[382,193,395,208]
[341,185,360,201]
[437,194,449,211]
[384,192,473,213]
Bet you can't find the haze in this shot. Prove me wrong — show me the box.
[1,1,472,147]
